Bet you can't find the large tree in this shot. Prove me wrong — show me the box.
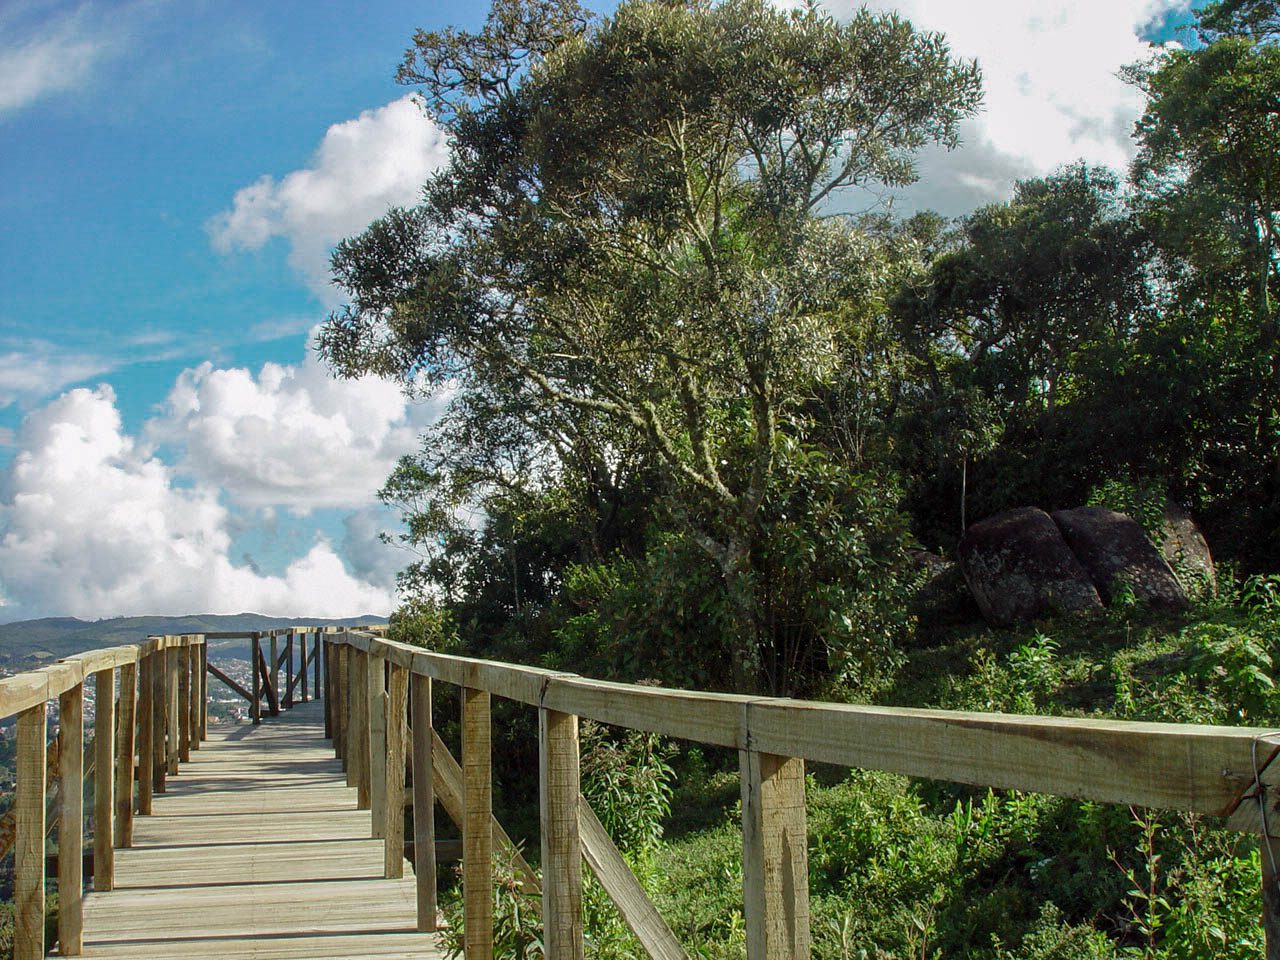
[320,0,981,691]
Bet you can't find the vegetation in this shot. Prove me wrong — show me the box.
[318,0,1280,955]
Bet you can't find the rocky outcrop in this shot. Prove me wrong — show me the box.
[958,508,1104,627]
[1051,506,1188,610]
[909,550,979,620]
[1160,503,1217,598]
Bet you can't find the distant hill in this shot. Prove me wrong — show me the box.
[0,613,389,666]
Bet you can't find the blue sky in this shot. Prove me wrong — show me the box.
[0,0,1194,623]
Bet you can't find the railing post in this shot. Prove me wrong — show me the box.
[58,680,84,955]
[540,708,583,960]
[14,701,46,960]
[463,687,493,960]
[350,647,369,804]
[335,643,348,764]
[300,630,309,703]
[166,646,180,775]
[411,674,438,931]
[1264,835,1280,960]
[285,631,294,709]
[114,660,137,845]
[369,653,388,838]
[137,653,154,813]
[251,633,262,725]
[740,749,810,960]
[314,630,322,700]
[384,663,409,877]
[323,638,334,740]
[152,646,168,793]
[198,639,208,743]
[178,645,191,764]
[93,668,115,891]
[270,634,280,716]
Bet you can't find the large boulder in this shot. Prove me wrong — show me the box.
[908,550,979,621]
[1160,502,1217,599]
[958,508,1104,627]
[1051,506,1188,610]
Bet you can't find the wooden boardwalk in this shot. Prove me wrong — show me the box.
[73,701,443,959]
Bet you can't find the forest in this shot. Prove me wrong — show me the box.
[316,0,1280,956]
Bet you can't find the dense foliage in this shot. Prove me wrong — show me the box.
[321,0,1280,956]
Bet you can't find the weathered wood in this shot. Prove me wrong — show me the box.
[178,647,191,764]
[301,632,309,703]
[370,657,388,839]
[59,682,85,955]
[256,642,279,716]
[350,649,370,806]
[152,649,168,793]
[14,702,46,960]
[1265,834,1280,960]
[384,664,408,878]
[323,641,334,739]
[463,688,493,960]
[251,634,262,725]
[741,751,809,960]
[94,669,115,891]
[114,661,137,846]
[198,641,208,743]
[540,709,583,960]
[411,674,438,932]
[579,799,687,960]
[314,631,322,700]
[285,632,294,709]
[62,646,139,675]
[270,635,280,716]
[166,647,180,776]
[0,671,50,721]
[137,655,155,813]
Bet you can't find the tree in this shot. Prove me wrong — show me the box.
[320,0,981,691]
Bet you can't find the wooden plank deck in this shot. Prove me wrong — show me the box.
[73,701,443,959]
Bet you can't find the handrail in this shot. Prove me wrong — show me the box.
[324,627,1280,960]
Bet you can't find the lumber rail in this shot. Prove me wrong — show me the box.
[323,628,1280,960]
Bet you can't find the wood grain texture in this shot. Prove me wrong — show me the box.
[178,647,191,764]
[14,703,46,960]
[539,709,583,960]
[741,751,809,960]
[136,655,154,814]
[114,661,136,847]
[1265,834,1280,960]
[59,682,85,955]
[411,674,438,932]
[370,656,388,839]
[75,701,442,959]
[462,688,493,960]
[94,668,115,891]
[384,663,408,878]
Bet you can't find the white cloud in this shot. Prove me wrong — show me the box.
[148,330,446,512]
[0,384,394,620]
[342,505,405,589]
[823,0,1188,215]
[0,340,116,409]
[207,96,450,298]
[0,5,117,118]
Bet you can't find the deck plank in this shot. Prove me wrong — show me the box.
[71,702,443,959]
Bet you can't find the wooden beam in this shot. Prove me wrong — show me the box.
[411,674,437,932]
[152,649,167,793]
[369,656,388,839]
[114,661,136,847]
[741,750,809,960]
[136,654,154,813]
[540,708,583,960]
[270,635,280,715]
[285,632,294,709]
[58,682,85,955]
[256,642,279,716]
[384,663,408,878]
[1265,834,1280,960]
[206,661,253,703]
[198,641,208,743]
[93,669,115,891]
[251,634,262,725]
[178,647,191,764]
[579,799,687,960]
[350,648,369,805]
[463,687,493,960]
[166,647,180,776]
[14,702,46,960]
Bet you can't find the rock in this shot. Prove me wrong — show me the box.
[909,550,979,621]
[1051,506,1188,609]
[1160,503,1217,599]
[958,507,1104,627]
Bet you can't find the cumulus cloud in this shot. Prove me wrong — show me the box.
[0,385,394,620]
[148,332,447,512]
[0,6,112,118]
[207,96,450,298]
[822,0,1188,214]
[0,340,116,409]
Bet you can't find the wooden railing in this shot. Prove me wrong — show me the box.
[0,633,206,959]
[202,627,335,722]
[324,628,1280,960]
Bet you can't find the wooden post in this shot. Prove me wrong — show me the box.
[369,655,388,838]
[300,631,309,703]
[463,687,493,960]
[384,663,409,877]
[188,643,202,750]
[198,640,208,742]
[411,674,438,932]
[59,682,85,955]
[323,640,334,740]
[350,648,369,803]
[740,750,810,960]
[251,634,262,725]
[335,644,347,764]
[285,631,294,709]
[540,708,583,960]
[270,634,280,716]
[1264,834,1280,960]
[314,630,322,699]
[178,646,191,764]
[137,654,154,813]
[153,647,168,793]
[14,702,46,960]
[93,669,115,891]
[114,661,137,846]
[166,647,180,775]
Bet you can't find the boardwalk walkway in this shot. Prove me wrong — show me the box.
[75,701,443,959]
